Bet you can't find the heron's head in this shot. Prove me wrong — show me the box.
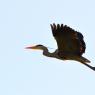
[26,44,45,50]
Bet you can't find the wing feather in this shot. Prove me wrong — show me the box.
[50,24,86,58]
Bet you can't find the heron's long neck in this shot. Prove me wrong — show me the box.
[42,47,54,57]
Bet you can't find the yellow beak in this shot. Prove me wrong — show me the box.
[25,46,37,49]
[25,45,41,50]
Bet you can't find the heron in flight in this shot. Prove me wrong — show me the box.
[26,24,95,71]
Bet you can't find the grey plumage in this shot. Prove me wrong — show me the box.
[26,23,95,71]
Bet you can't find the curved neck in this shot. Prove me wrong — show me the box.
[42,46,54,57]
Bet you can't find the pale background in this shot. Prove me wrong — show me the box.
[0,0,95,95]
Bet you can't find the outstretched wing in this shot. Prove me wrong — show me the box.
[50,24,86,58]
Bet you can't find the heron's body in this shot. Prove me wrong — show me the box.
[33,45,90,63]
[26,24,95,71]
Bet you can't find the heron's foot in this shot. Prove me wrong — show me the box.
[91,67,95,71]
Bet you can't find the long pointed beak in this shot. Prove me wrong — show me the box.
[25,46,37,49]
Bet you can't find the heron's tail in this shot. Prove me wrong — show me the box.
[80,56,90,63]
[79,56,95,71]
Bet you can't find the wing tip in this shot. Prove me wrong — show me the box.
[50,23,64,30]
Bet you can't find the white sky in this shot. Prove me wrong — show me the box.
[0,0,95,95]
